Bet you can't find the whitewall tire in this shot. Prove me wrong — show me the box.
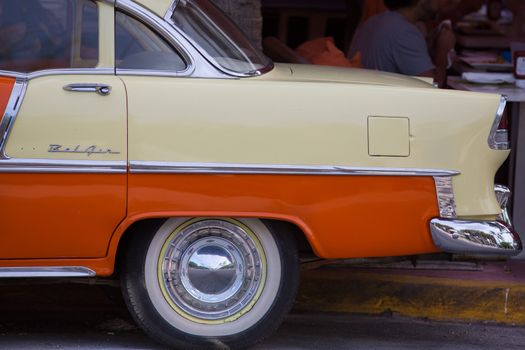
[121,218,299,349]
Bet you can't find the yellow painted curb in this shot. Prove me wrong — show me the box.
[295,269,525,325]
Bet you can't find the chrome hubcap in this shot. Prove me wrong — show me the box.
[181,237,244,303]
[160,219,264,321]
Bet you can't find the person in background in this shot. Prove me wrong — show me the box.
[506,0,525,37]
[361,0,387,23]
[437,0,483,23]
[349,0,457,87]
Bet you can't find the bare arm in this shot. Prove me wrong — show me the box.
[428,26,456,87]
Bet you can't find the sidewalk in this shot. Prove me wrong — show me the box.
[295,260,525,325]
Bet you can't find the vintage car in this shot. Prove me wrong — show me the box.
[0,0,521,348]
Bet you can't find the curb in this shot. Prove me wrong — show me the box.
[295,267,525,325]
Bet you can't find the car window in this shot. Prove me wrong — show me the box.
[171,0,271,75]
[0,0,99,73]
[115,11,187,72]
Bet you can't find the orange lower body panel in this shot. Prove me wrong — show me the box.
[124,174,440,260]
[0,77,15,114]
[0,173,440,276]
[0,173,126,259]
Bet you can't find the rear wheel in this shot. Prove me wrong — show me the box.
[121,218,299,349]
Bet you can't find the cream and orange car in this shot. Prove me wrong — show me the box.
[0,0,521,348]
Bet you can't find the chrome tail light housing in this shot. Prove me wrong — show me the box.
[434,176,457,218]
[495,184,512,226]
[488,96,510,150]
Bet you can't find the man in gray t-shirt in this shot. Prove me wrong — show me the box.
[349,0,456,87]
[350,11,434,75]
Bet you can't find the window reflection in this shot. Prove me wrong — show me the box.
[0,0,99,73]
[115,11,186,71]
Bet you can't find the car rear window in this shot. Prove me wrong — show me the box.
[115,11,187,72]
[170,0,272,75]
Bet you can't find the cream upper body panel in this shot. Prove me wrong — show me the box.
[98,1,116,69]
[134,0,173,17]
[5,75,127,162]
[260,64,434,89]
[122,64,506,217]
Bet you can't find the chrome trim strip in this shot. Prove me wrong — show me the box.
[430,218,522,256]
[164,0,179,19]
[434,176,457,218]
[0,79,28,159]
[0,266,96,278]
[130,161,460,177]
[0,68,114,81]
[0,158,127,174]
[488,96,509,150]
[116,68,186,78]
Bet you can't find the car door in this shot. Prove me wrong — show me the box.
[0,0,127,259]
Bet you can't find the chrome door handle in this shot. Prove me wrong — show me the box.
[63,83,112,96]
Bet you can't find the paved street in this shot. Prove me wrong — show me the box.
[0,281,524,349]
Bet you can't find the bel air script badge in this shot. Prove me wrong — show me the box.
[48,144,120,156]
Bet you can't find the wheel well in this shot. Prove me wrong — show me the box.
[114,217,316,276]
[114,218,165,277]
[264,219,316,258]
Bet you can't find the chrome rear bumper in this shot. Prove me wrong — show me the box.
[430,184,522,256]
[430,218,522,256]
